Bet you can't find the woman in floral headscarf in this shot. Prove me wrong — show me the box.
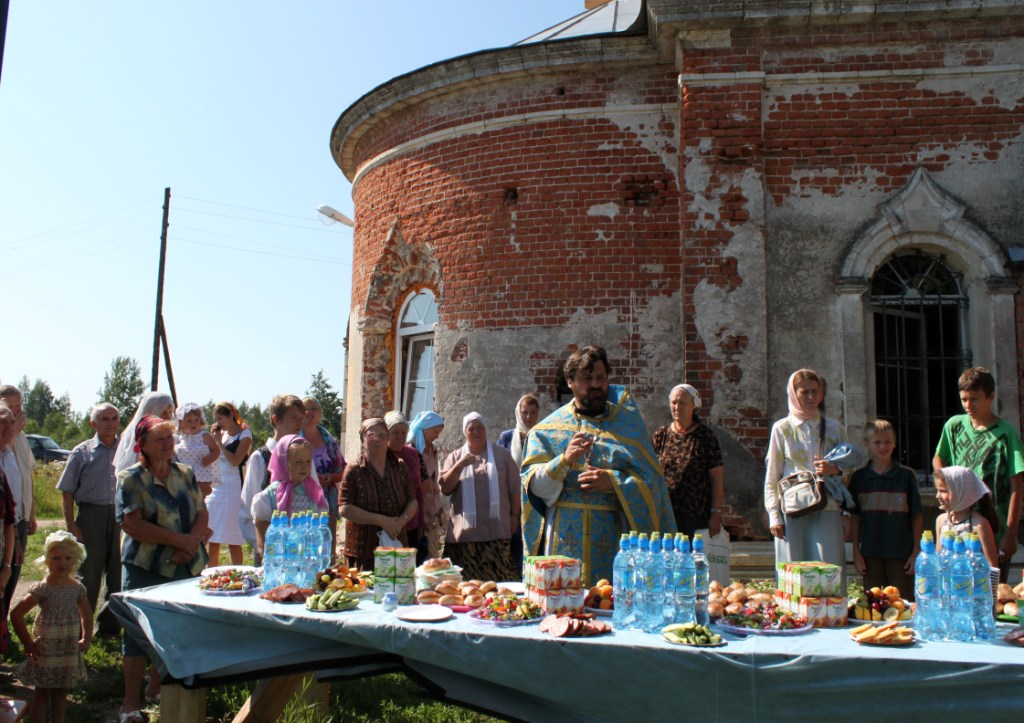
[251,435,328,559]
[116,414,208,721]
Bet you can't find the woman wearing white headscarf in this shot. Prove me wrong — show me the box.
[764,369,855,579]
[652,384,725,540]
[439,412,521,581]
[113,391,174,475]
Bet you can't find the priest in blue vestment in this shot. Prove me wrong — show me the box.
[522,345,676,585]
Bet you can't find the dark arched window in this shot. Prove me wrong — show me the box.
[871,251,971,476]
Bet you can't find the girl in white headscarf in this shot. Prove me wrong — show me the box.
[113,391,174,474]
[934,465,999,567]
[439,412,522,581]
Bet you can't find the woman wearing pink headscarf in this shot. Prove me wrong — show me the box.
[250,435,328,559]
[764,369,851,574]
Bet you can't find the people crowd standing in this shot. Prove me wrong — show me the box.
[2,352,1024,719]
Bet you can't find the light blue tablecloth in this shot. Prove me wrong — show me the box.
[111,580,1024,722]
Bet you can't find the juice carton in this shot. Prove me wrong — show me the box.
[394,577,416,605]
[816,564,842,597]
[787,563,821,597]
[373,548,396,579]
[373,577,396,604]
[559,558,582,589]
[394,548,417,578]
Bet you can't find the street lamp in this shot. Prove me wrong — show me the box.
[315,204,354,228]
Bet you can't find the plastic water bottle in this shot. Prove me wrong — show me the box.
[631,534,650,631]
[642,535,665,632]
[692,533,709,626]
[301,513,321,585]
[914,532,946,641]
[623,532,639,630]
[947,536,975,642]
[661,534,676,625]
[612,534,632,630]
[318,513,334,568]
[283,513,305,586]
[939,530,956,616]
[674,533,696,625]
[263,512,286,588]
[967,534,996,640]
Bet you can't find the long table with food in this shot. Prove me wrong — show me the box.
[110,566,1024,722]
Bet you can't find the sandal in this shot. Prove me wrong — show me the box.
[118,710,145,723]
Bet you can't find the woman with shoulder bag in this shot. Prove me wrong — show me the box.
[764,369,861,587]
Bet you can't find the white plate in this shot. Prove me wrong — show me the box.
[468,610,544,627]
[584,606,613,617]
[395,604,454,622]
[199,586,262,596]
[714,620,814,636]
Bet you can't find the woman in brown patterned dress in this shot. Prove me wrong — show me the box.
[339,418,418,571]
[651,384,725,539]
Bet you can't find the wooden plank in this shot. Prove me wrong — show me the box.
[231,673,328,723]
[160,684,206,723]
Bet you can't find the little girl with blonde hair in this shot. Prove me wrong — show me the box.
[11,530,92,723]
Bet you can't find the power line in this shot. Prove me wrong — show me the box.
[173,224,341,253]
[0,198,160,250]
[175,194,337,223]
[170,236,350,266]
[173,206,348,234]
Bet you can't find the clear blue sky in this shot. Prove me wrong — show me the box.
[0,1,583,414]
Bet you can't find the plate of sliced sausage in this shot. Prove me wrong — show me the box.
[540,613,612,638]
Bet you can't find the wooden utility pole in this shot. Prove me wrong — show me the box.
[151,187,172,397]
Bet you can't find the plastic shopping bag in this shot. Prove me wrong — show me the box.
[697,527,732,585]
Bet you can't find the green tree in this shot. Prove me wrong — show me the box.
[306,370,344,438]
[24,379,55,426]
[98,356,145,427]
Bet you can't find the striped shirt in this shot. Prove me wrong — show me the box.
[56,435,119,505]
[850,463,922,559]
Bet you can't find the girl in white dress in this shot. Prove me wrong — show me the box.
[174,403,220,496]
[209,402,253,565]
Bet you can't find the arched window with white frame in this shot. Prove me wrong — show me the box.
[396,289,438,419]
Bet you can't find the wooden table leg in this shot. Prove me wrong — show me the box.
[231,673,329,723]
[159,683,206,722]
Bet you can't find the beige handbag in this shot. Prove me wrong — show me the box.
[779,416,828,518]
[779,472,827,518]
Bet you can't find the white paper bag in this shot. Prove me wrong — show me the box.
[378,529,402,548]
[696,527,732,585]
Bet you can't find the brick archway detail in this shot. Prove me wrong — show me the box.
[357,222,442,416]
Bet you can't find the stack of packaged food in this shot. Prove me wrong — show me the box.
[373,547,417,604]
[774,561,847,627]
[523,555,584,614]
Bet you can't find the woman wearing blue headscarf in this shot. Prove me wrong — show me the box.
[407,411,446,558]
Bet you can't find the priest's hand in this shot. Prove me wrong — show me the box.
[578,466,613,492]
[564,432,594,465]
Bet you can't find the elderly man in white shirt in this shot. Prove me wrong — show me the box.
[0,386,37,618]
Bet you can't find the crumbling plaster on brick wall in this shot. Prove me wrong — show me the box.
[604,109,679,178]
[691,166,769,421]
[429,299,681,454]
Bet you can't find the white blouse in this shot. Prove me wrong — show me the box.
[763,415,847,527]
